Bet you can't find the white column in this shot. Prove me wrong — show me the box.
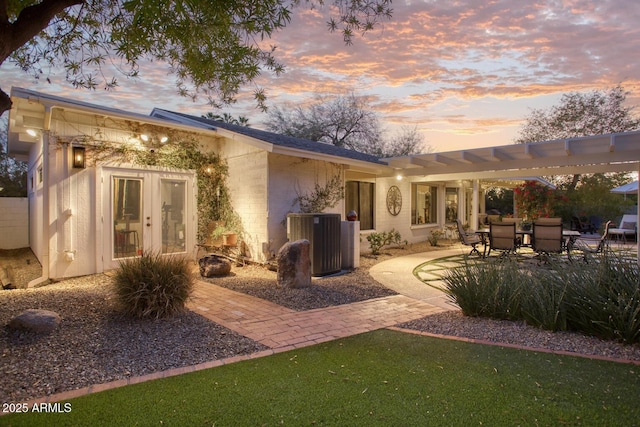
[471,180,479,231]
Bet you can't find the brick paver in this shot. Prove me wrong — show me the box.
[187,279,446,349]
[14,278,446,409]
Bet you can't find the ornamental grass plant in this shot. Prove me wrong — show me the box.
[442,250,640,343]
[443,257,526,319]
[113,252,194,319]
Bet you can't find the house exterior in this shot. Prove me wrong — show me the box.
[8,88,427,282]
[7,87,640,283]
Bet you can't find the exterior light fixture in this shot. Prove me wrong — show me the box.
[26,129,38,137]
[140,134,149,142]
[160,136,169,143]
[72,146,86,169]
[396,174,403,181]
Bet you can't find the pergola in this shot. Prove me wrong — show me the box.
[385,131,640,256]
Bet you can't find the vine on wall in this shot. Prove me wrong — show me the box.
[292,162,345,214]
[60,132,242,242]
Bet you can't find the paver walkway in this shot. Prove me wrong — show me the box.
[21,261,451,407]
[188,280,447,349]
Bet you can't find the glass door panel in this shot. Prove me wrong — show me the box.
[161,179,186,254]
[113,177,143,258]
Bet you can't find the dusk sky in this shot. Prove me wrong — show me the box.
[2,0,639,153]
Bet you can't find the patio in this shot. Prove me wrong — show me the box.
[412,239,639,288]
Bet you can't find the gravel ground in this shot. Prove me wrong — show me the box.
[1,241,639,404]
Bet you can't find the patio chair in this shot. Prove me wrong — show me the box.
[501,217,522,228]
[486,222,517,257]
[456,219,485,257]
[571,216,594,234]
[502,218,523,247]
[609,215,637,243]
[535,217,562,225]
[572,221,612,260]
[531,221,564,257]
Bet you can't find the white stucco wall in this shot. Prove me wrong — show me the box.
[0,197,29,249]
[360,176,453,253]
[267,155,345,256]
[47,143,97,279]
[225,148,269,262]
[27,141,45,265]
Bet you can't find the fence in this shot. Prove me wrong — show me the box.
[0,198,28,249]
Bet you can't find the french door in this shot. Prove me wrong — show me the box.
[101,166,195,270]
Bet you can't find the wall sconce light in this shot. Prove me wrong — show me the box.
[72,146,86,169]
[160,136,169,143]
[140,134,150,142]
[26,129,39,137]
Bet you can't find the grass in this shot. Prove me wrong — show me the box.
[5,329,639,426]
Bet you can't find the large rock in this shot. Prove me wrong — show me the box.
[8,309,61,334]
[199,255,232,277]
[277,239,311,288]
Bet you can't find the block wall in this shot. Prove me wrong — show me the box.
[0,198,29,249]
[267,155,345,256]
[226,150,269,262]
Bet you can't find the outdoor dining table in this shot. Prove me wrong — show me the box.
[475,228,581,252]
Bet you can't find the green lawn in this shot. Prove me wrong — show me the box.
[4,329,639,426]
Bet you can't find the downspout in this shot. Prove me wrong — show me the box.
[27,105,56,287]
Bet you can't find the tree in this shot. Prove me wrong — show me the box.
[0,117,27,197]
[515,85,640,144]
[202,112,250,127]
[0,0,393,116]
[515,85,640,224]
[265,93,428,157]
[379,126,429,158]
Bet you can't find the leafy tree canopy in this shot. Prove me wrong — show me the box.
[265,93,428,157]
[0,0,393,116]
[0,117,27,196]
[515,85,640,143]
[514,85,640,222]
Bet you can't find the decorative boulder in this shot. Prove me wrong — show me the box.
[277,239,311,289]
[8,309,61,334]
[199,255,232,277]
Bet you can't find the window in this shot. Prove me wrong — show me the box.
[412,183,438,225]
[445,187,459,223]
[114,178,142,222]
[161,179,186,254]
[345,181,374,230]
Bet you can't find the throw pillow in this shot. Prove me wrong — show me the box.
[621,221,636,230]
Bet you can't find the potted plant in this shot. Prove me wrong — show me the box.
[210,220,241,247]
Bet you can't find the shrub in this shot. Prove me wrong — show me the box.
[442,257,526,319]
[519,267,569,331]
[113,252,195,319]
[427,229,444,246]
[442,251,640,343]
[366,229,406,255]
[564,251,640,343]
